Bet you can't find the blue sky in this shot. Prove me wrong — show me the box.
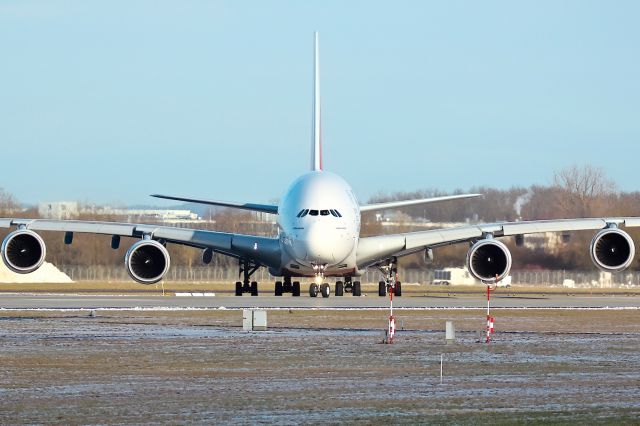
[1,1,639,206]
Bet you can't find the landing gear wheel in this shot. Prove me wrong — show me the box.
[292,281,301,297]
[394,281,402,297]
[335,281,344,296]
[378,281,386,297]
[309,283,319,297]
[353,281,361,297]
[250,281,258,296]
[275,281,283,296]
[320,283,330,298]
[235,281,242,296]
[283,281,292,293]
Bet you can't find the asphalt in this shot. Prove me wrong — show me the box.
[0,293,639,309]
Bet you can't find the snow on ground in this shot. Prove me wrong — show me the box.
[0,261,73,283]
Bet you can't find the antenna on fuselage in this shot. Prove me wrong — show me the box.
[311,32,322,171]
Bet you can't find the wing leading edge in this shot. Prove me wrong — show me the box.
[151,194,278,215]
[360,193,482,213]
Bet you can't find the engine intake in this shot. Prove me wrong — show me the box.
[590,228,635,272]
[467,239,512,283]
[125,239,170,284]
[1,230,47,274]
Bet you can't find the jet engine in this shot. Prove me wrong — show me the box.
[466,239,512,283]
[1,229,47,274]
[590,228,635,272]
[125,239,170,284]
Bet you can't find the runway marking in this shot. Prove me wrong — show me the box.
[0,306,639,312]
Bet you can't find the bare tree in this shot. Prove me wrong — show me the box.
[0,188,19,214]
[553,164,616,217]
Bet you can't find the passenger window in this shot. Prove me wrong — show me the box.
[309,210,319,216]
[320,210,330,216]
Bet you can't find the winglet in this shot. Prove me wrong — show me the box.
[311,32,322,171]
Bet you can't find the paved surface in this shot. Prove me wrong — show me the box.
[1,293,639,309]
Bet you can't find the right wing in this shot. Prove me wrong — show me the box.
[0,218,281,268]
[356,217,640,268]
[151,194,278,215]
[360,193,482,213]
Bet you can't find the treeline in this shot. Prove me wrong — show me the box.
[2,165,640,271]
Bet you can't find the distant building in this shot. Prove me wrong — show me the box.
[38,202,79,219]
[38,202,201,223]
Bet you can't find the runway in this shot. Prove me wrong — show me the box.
[1,293,639,310]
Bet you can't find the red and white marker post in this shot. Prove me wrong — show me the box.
[485,282,497,343]
[387,278,396,344]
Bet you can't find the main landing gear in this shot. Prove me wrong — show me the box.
[275,276,301,297]
[335,276,361,297]
[377,258,402,297]
[235,259,259,296]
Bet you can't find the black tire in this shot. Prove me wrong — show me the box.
[309,283,319,297]
[335,281,344,296]
[320,283,330,298]
[292,281,301,297]
[378,281,387,297]
[283,281,292,293]
[394,281,402,297]
[275,281,283,296]
[250,281,258,296]
[235,281,243,296]
[353,281,361,297]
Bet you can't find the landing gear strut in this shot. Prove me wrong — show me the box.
[377,257,402,297]
[342,276,361,297]
[275,276,300,296]
[235,259,259,296]
[309,264,331,298]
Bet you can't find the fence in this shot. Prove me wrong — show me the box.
[57,265,640,288]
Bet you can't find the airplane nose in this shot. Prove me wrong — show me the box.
[304,222,335,263]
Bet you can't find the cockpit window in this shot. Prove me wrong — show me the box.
[330,209,338,217]
[297,209,309,218]
[333,209,342,217]
[309,210,319,216]
[320,210,330,216]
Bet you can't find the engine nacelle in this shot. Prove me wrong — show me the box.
[1,229,47,274]
[125,239,170,284]
[466,239,512,283]
[590,228,635,272]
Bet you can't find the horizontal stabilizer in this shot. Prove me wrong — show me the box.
[151,194,278,215]
[360,193,482,213]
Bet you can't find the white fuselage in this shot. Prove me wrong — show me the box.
[277,171,361,277]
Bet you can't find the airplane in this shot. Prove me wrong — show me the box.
[2,33,639,298]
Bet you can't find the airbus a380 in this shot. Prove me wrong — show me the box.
[2,33,640,298]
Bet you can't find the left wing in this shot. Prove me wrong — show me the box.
[357,217,640,268]
[0,218,281,281]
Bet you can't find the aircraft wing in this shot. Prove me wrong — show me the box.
[151,194,278,215]
[356,217,640,268]
[360,194,482,213]
[0,218,281,268]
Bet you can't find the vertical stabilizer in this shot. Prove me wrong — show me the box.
[311,32,322,171]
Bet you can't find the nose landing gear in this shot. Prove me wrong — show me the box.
[308,264,331,298]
